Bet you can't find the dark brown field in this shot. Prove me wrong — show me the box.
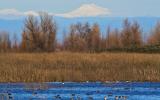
[0,52,160,82]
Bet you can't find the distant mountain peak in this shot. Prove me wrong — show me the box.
[56,4,111,18]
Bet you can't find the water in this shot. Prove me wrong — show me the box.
[0,82,160,100]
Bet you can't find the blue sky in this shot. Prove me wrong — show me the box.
[0,0,159,18]
[0,0,159,41]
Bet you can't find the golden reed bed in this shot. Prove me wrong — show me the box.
[0,52,160,82]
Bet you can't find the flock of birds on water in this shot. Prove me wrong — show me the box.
[0,92,128,100]
[54,94,128,100]
[0,82,132,100]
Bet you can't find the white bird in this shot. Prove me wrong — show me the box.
[104,96,107,100]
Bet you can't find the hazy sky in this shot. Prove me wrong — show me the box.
[0,0,159,17]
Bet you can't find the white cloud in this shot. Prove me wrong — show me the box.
[0,9,22,16]
[56,4,111,18]
[0,4,111,19]
[0,9,22,19]
[0,9,39,19]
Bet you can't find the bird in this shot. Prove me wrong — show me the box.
[88,96,93,100]
[54,94,61,99]
[115,96,119,100]
[104,96,108,100]
[77,95,81,100]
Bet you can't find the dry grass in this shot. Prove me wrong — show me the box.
[0,52,160,82]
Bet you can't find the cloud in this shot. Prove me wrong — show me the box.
[56,4,111,18]
[0,9,39,19]
[0,4,111,19]
[0,9,22,16]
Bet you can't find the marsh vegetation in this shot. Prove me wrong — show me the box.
[0,52,160,82]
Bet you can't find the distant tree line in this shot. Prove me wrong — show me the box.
[1,13,160,53]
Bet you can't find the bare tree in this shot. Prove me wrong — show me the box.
[90,23,101,52]
[0,31,11,52]
[22,12,57,52]
[40,12,57,51]
[106,29,122,49]
[131,21,143,47]
[20,30,28,51]
[147,22,160,45]
[24,15,40,51]
[121,19,132,48]
[12,33,18,52]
